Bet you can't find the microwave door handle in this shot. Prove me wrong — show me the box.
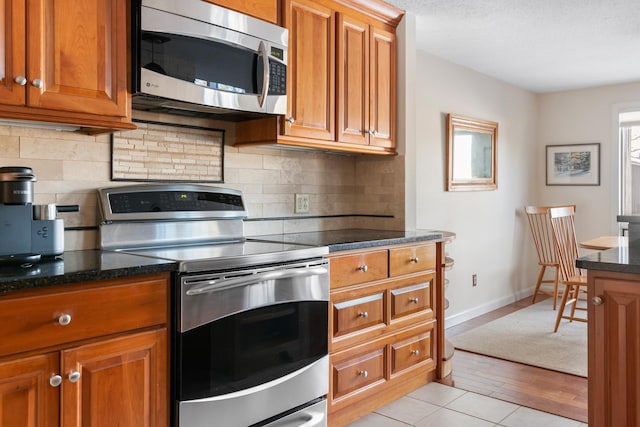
[258,40,269,108]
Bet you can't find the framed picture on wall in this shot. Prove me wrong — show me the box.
[545,142,600,186]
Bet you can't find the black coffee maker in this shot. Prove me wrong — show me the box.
[0,166,65,264]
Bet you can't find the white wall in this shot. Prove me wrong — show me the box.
[409,51,540,325]
[538,83,640,240]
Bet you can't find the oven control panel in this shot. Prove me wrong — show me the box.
[109,191,244,213]
[98,184,248,222]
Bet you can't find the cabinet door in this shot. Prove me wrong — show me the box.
[337,13,368,146]
[27,0,128,118]
[591,273,640,427]
[0,353,59,427]
[283,0,334,141]
[61,328,168,427]
[0,0,26,105]
[369,26,396,149]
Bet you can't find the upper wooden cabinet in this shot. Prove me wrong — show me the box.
[283,0,335,141]
[234,0,403,155]
[0,0,134,132]
[204,0,280,24]
[337,13,396,149]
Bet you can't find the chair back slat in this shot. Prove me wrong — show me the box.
[548,206,582,281]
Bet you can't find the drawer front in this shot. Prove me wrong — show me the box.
[0,274,169,357]
[389,244,436,276]
[391,324,435,374]
[333,293,384,337]
[330,250,388,289]
[332,347,385,399]
[390,278,433,320]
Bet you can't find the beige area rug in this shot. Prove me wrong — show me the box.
[449,298,587,377]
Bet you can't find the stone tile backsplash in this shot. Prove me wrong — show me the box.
[0,113,404,251]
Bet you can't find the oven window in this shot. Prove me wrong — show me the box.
[141,31,263,96]
[176,301,328,400]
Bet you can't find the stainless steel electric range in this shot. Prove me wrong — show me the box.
[98,184,329,427]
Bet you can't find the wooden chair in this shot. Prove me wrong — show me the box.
[548,206,588,332]
[525,206,562,309]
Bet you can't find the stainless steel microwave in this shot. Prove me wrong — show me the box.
[131,0,288,119]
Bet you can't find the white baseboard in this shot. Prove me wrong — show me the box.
[444,287,535,328]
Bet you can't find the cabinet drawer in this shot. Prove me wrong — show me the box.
[332,347,385,399]
[389,244,436,276]
[333,293,384,337]
[390,278,433,320]
[330,250,388,288]
[391,324,435,375]
[0,274,169,357]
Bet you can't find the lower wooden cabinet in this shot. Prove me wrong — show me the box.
[328,321,436,425]
[588,269,640,427]
[328,242,443,426]
[0,273,169,427]
[0,353,59,426]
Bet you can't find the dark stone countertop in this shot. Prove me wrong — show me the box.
[0,229,455,296]
[256,229,455,252]
[0,250,176,296]
[577,245,640,275]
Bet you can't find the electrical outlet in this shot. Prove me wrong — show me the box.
[295,194,310,213]
[472,274,477,287]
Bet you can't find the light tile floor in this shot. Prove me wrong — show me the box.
[346,382,588,427]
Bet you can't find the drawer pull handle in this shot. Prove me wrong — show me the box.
[411,350,420,356]
[592,296,604,306]
[358,370,368,378]
[58,314,72,326]
[409,297,419,304]
[410,257,420,263]
[49,374,62,387]
[357,265,368,272]
[68,371,81,383]
[358,311,369,318]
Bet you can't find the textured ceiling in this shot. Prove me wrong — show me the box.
[386,0,640,93]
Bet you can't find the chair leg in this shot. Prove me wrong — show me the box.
[532,265,546,304]
[569,285,580,322]
[554,283,572,332]
[552,266,560,310]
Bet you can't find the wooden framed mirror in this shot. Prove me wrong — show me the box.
[446,114,498,191]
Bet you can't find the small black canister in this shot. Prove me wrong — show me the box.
[0,166,37,204]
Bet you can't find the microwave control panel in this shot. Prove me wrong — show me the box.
[269,60,286,95]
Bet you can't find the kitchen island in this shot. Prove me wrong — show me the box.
[577,247,640,427]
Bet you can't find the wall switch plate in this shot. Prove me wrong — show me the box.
[295,194,310,213]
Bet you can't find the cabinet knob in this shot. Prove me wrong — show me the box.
[357,265,368,272]
[31,78,43,88]
[49,374,63,387]
[592,296,604,306]
[14,75,27,86]
[368,129,376,136]
[58,313,72,326]
[409,257,420,263]
[411,350,420,356]
[286,116,295,124]
[409,297,419,304]
[358,311,368,319]
[358,370,368,378]
[68,371,81,383]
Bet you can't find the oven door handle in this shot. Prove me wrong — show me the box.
[185,266,328,296]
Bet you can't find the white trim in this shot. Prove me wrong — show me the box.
[444,288,535,327]
[611,101,640,234]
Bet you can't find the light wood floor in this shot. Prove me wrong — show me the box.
[440,296,588,423]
